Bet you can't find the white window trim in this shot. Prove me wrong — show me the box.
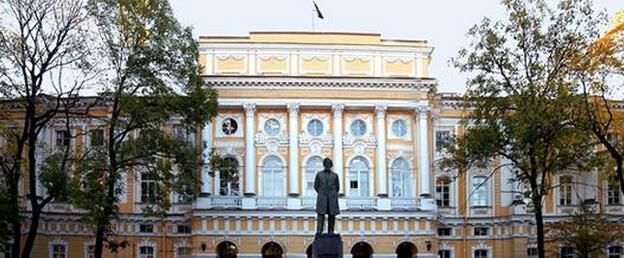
[439,241,455,258]
[470,175,491,208]
[83,240,95,258]
[389,157,414,198]
[173,240,191,258]
[605,180,623,206]
[258,154,287,197]
[471,242,492,258]
[302,155,324,197]
[435,176,454,208]
[346,155,374,197]
[216,155,243,197]
[136,240,157,258]
[49,238,68,258]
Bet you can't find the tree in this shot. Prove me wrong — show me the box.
[572,10,624,196]
[440,1,603,257]
[0,0,97,257]
[77,0,218,257]
[547,203,624,258]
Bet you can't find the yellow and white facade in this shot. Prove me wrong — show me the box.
[6,32,624,258]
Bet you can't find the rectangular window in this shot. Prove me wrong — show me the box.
[438,250,451,258]
[55,130,70,147]
[52,244,66,258]
[177,225,191,234]
[139,246,154,258]
[472,176,488,207]
[437,227,452,236]
[172,125,195,146]
[560,247,575,258]
[87,245,95,258]
[178,247,192,258]
[474,227,489,236]
[436,180,451,207]
[435,130,451,152]
[140,173,158,203]
[560,176,573,206]
[90,129,104,146]
[139,224,154,233]
[527,247,538,258]
[474,249,488,258]
[607,179,621,205]
[609,246,623,258]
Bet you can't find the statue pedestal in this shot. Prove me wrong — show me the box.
[313,233,343,258]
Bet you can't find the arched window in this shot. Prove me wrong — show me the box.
[217,241,238,258]
[559,176,573,206]
[391,158,412,197]
[261,242,284,258]
[396,242,417,258]
[304,156,323,197]
[471,176,488,207]
[349,157,370,197]
[262,156,285,197]
[219,157,240,196]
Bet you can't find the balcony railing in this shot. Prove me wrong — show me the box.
[345,197,377,210]
[390,197,420,210]
[211,196,242,209]
[196,196,426,211]
[257,197,288,209]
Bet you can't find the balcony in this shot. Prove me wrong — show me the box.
[195,196,433,211]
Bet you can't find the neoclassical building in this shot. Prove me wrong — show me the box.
[4,32,624,258]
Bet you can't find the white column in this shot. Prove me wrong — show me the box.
[375,105,388,197]
[244,103,257,196]
[417,107,431,197]
[332,104,344,195]
[287,104,300,196]
[201,122,213,196]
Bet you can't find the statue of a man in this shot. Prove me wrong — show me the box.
[314,157,340,235]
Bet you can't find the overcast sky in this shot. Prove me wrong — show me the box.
[170,0,622,94]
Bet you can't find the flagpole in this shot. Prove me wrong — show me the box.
[311,1,316,31]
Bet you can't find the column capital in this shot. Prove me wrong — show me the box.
[244,103,256,117]
[415,106,431,117]
[287,103,300,115]
[374,105,387,119]
[332,104,345,117]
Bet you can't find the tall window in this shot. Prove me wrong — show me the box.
[527,247,538,258]
[139,246,154,258]
[607,178,621,205]
[90,129,104,147]
[436,178,451,207]
[348,157,370,197]
[474,249,487,258]
[52,244,66,258]
[438,250,451,258]
[219,157,240,196]
[609,246,623,258]
[305,156,323,197]
[560,247,575,258]
[87,245,95,258]
[559,176,573,206]
[471,176,488,207]
[435,130,451,152]
[391,158,412,197]
[261,156,284,196]
[140,173,158,203]
[55,130,70,147]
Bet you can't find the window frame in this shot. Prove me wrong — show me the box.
[436,178,451,207]
[471,176,489,207]
[307,119,324,137]
[559,176,573,206]
[350,119,367,137]
[261,155,285,197]
[348,157,370,197]
[391,119,407,137]
[390,158,413,197]
[264,118,281,136]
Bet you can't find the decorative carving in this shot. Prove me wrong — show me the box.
[243,103,256,117]
[287,104,300,116]
[374,105,387,119]
[332,104,344,118]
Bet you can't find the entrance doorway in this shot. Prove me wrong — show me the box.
[396,242,417,258]
[216,241,238,258]
[351,242,373,258]
[261,242,284,258]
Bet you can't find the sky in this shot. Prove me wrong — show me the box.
[170,0,622,94]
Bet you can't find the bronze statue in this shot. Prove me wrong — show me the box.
[314,157,340,235]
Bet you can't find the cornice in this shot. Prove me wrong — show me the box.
[204,76,437,92]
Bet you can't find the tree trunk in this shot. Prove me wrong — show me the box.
[10,183,20,258]
[534,202,546,258]
[21,128,40,258]
[94,222,106,258]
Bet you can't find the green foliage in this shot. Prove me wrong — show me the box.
[0,184,15,248]
[547,203,624,258]
[441,1,608,257]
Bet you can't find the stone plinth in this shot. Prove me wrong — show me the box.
[313,233,343,258]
